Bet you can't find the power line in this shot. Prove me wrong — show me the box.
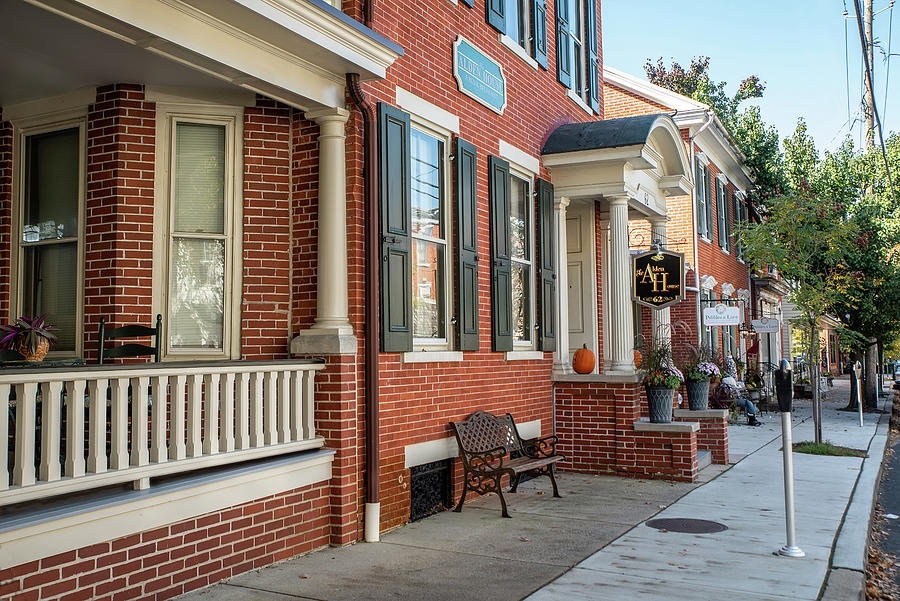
[884,1,894,124]
[845,6,853,130]
[854,0,897,200]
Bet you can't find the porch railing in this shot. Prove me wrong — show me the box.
[1,360,325,506]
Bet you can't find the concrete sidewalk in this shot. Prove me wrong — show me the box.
[179,382,891,601]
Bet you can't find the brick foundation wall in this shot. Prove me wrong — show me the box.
[555,379,699,481]
[0,482,330,601]
[674,409,729,464]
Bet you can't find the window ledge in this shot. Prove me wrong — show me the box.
[505,350,545,361]
[699,236,712,244]
[498,34,538,70]
[403,351,464,363]
[566,89,593,115]
[720,247,730,255]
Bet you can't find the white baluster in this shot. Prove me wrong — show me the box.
[169,375,186,460]
[290,371,302,441]
[87,379,108,474]
[150,376,168,463]
[250,372,264,448]
[235,372,250,450]
[203,373,220,455]
[0,384,10,490]
[264,371,277,445]
[13,383,37,487]
[110,378,129,470]
[187,374,202,458]
[277,371,290,443]
[65,380,86,478]
[39,381,63,482]
[302,370,315,439]
[131,377,150,467]
[220,373,235,452]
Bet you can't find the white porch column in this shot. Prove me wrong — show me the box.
[649,217,672,348]
[608,196,634,373]
[553,196,572,375]
[291,107,357,355]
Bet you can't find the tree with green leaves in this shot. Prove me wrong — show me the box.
[644,56,785,205]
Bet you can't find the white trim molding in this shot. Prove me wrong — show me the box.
[396,88,460,135]
[499,140,541,175]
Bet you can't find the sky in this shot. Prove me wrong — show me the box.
[601,1,900,154]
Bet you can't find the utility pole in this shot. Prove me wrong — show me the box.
[864,0,875,149]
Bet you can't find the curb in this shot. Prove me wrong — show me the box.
[823,393,893,599]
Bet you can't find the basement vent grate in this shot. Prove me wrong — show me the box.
[409,459,451,522]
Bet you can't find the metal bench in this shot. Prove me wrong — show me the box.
[450,411,563,518]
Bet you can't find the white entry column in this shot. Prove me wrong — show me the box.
[553,196,572,375]
[649,217,672,348]
[291,107,357,355]
[608,196,634,373]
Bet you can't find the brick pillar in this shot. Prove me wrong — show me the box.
[84,84,155,361]
[0,115,11,322]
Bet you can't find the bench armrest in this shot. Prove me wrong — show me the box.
[465,445,509,472]
[521,435,559,458]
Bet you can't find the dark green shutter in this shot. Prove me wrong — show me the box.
[536,178,556,352]
[695,158,704,238]
[377,103,412,352]
[585,0,600,113]
[555,0,572,87]
[486,0,506,33]
[705,167,714,243]
[488,156,513,352]
[725,188,733,252]
[716,181,726,249]
[456,138,479,351]
[533,0,549,69]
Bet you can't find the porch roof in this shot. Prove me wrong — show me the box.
[541,114,668,155]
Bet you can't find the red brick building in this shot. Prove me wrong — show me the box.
[0,2,729,600]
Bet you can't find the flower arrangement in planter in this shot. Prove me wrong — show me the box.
[0,315,57,361]
[641,340,684,423]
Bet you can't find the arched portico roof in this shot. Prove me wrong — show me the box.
[541,114,692,218]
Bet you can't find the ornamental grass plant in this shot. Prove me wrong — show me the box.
[641,339,684,389]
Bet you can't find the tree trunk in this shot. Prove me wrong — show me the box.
[865,337,878,408]
[848,366,859,410]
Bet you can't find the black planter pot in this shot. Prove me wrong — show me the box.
[646,386,675,423]
[685,379,710,411]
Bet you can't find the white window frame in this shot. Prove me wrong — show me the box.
[509,169,536,349]
[152,103,243,361]
[11,110,87,359]
[571,0,587,104]
[695,157,709,242]
[409,121,453,351]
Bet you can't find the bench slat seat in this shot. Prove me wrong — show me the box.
[451,411,563,518]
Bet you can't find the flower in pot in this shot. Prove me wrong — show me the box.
[684,361,720,411]
[0,315,57,361]
[641,341,684,423]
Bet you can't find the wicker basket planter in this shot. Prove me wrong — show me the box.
[18,338,50,362]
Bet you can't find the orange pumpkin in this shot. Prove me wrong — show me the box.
[573,344,595,374]
[633,349,642,369]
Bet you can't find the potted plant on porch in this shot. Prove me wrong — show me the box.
[0,315,57,361]
[641,340,684,424]
[683,349,720,411]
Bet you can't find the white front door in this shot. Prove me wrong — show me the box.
[566,202,598,372]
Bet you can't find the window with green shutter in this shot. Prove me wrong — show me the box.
[456,138,479,351]
[556,0,599,113]
[536,178,557,351]
[705,166,715,244]
[489,156,513,351]
[716,180,726,250]
[695,158,707,239]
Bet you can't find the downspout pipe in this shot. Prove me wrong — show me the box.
[688,110,715,345]
[347,73,381,542]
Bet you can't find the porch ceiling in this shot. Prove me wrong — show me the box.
[0,0,236,108]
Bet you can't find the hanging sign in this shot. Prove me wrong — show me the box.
[752,317,781,333]
[703,303,741,326]
[632,250,685,309]
[453,37,507,114]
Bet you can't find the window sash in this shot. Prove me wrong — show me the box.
[696,160,707,238]
[510,175,534,345]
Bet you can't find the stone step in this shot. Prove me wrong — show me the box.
[697,450,712,471]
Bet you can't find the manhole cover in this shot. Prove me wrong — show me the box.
[646,518,727,533]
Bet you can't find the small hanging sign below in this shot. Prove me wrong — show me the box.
[752,317,781,333]
[632,249,685,309]
[703,303,741,327]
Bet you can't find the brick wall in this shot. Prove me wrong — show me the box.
[555,379,699,481]
[0,482,330,601]
[603,82,668,119]
[674,410,728,464]
[83,84,156,361]
[242,98,293,360]
[0,115,11,322]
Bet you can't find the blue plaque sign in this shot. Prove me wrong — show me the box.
[453,37,506,114]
